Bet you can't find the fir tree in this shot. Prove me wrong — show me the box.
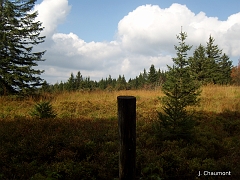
[157,31,201,141]
[0,0,45,95]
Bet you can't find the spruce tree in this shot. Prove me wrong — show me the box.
[205,36,221,84]
[218,53,232,85]
[148,64,157,85]
[189,44,207,83]
[143,68,148,82]
[205,36,232,84]
[157,31,201,141]
[116,75,126,90]
[66,73,75,91]
[0,0,46,95]
[189,36,232,85]
[75,71,82,89]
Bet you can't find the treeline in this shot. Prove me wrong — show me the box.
[40,35,238,93]
[40,65,167,92]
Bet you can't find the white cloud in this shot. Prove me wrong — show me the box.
[35,1,240,84]
[117,3,240,57]
[33,0,71,36]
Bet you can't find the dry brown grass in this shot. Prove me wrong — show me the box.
[0,85,239,120]
[198,85,240,113]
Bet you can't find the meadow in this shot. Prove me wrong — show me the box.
[0,85,240,179]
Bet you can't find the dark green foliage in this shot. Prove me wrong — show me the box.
[0,0,46,95]
[189,36,232,85]
[0,118,119,180]
[75,71,83,89]
[116,75,127,90]
[157,31,201,141]
[39,66,168,92]
[148,64,157,88]
[189,44,207,83]
[0,111,240,179]
[30,101,56,119]
[66,73,76,91]
[218,53,233,84]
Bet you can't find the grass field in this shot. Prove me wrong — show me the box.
[1,85,240,120]
[0,85,240,179]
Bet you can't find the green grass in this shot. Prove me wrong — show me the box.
[0,86,240,179]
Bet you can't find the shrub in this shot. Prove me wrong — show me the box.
[30,101,56,119]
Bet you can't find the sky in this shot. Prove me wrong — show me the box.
[34,0,240,84]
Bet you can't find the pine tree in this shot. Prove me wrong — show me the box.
[157,31,201,141]
[0,0,45,95]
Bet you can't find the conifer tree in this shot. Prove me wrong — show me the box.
[157,31,201,141]
[99,78,107,90]
[116,75,126,90]
[148,64,157,84]
[218,53,232,85]
[189,44,207,83]
[205,35,232,84]
[143,68,148,82]
[59,81,64,91]
[0,0,46,95]
[205,36,222,84]
[189,36,232,85]
[66,73,75,91]
[75,71,82,89]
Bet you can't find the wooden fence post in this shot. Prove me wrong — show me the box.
[117,96,136,180]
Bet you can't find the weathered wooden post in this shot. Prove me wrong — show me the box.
[117,96,136,180]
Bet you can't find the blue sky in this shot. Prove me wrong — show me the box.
[34,0,240,83]
[56,0,240,42]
